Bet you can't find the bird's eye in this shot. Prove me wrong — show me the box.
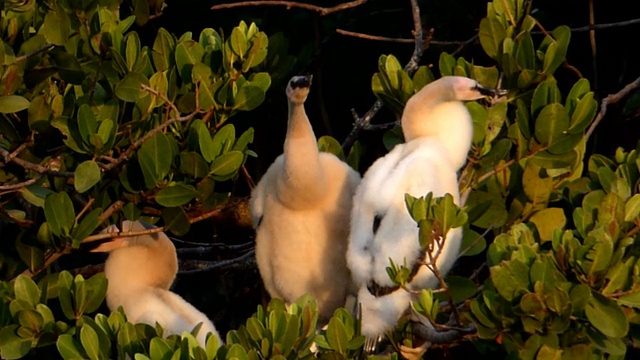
[373,215,382,234]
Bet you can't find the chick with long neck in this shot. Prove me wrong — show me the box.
[250,76,361,321]
[93,220,222,347]
[347,76,506,338]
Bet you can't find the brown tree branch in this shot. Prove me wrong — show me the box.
[0,177,40,191]
[0,146,74,178]
[211,0,367,16]
[586,75,640,140]
[100,86,197,172]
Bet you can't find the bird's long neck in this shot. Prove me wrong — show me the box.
[402,98,473,170]
[279,101,326,204]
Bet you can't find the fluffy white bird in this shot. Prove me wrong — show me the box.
[347,76,506,337]
[250,75,361,321]
[92,220,222,347]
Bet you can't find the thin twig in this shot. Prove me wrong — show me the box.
[588,0,598,90]
[585,75,640,140]
[341,0,424,153]
[100,86,197,172]
[336,29,469,46]
[75,198,95,222]
[0,146,74,177]
[178,250,256,275]
[15,44,56,62]
[211,0,367,16]
[177,242,254,257]
[98,200,125,223]
[0,177,40,191]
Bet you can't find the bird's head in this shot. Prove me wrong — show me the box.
[446,76,508,101]
[286,75,313,104]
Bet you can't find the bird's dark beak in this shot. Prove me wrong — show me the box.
[475,83,508,97]
[290,75,313,89]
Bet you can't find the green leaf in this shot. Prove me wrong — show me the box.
[479,17,506,60]
[568,92,597,134]
[19,185,53,208]
[318,136,345,159]
[602,257,634,295]
[152,28,175,72]
[232,85,265,111]
[138,132,172,189]
[155,184,197,207]
[56,333,86,360]
[162,207,190,236]
[50,50,85,84]
[0,325,31,359]
[489,258,530,301]
[209,151,243,177]
[28,95,52,132]
[529,208,566,242]
[326,317,348,355]
[542,26,571,74]
[534,103,569,147]
[149,337,173,359]
[625,194,640,222]
[459,229,486,257]
[148,71,169,108]
[0,95,30,113]
[179,152,209,178]
[42,9,71,45]
[14,275,41,308]
[175,40,204,81]
[229,26,248,57]
[80,325,101,360]
[115,72,150,102]
[211,124,235,157]
[74,160,102,193]
[439,276,477,303]
[77,105,98,144]
[532,150,577,169]
[73,208,103,247]
[44,192,75,237]
[585,292,629,338]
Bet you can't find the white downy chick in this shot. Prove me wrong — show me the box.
[347,76,506,337]
[250,75,361,321]
[93,220,222,347]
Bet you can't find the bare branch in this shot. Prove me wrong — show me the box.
[341,0,424,153]
[336,29,414,43]
[100,86,197,172]
[178,250,256,275]
[0,177,40,191]
[15,44,56,62]
[211,0,367,16]
[586,75,640,140]
[0,145,74,178]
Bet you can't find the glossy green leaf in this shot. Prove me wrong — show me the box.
[0,325,31,359]
[529,208,566,242]
[211,124,235,157]
[179,152,209,178]
[156,184,197,207]
[80,325,100,360]
[14,275,41,308]
[42,9,71,45]
[115,72,149,102]
[624,194,640,222]
[233,85,265,111]
[73,208,103,247]
[568,92,597,134]
[56,333,86,360]
[209,151,243,177]
[44,192,75,237]
[318,136,344,159]
[74,160,102,193]
[50,50,85,84]
[28,95,52,132]
[162,207,190,236]
[152,28,175,72]
[138,132,172,189]
[534,104,569,147]
[0,95,30,113]
[479,17,506,60]
[585,292,629,338]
